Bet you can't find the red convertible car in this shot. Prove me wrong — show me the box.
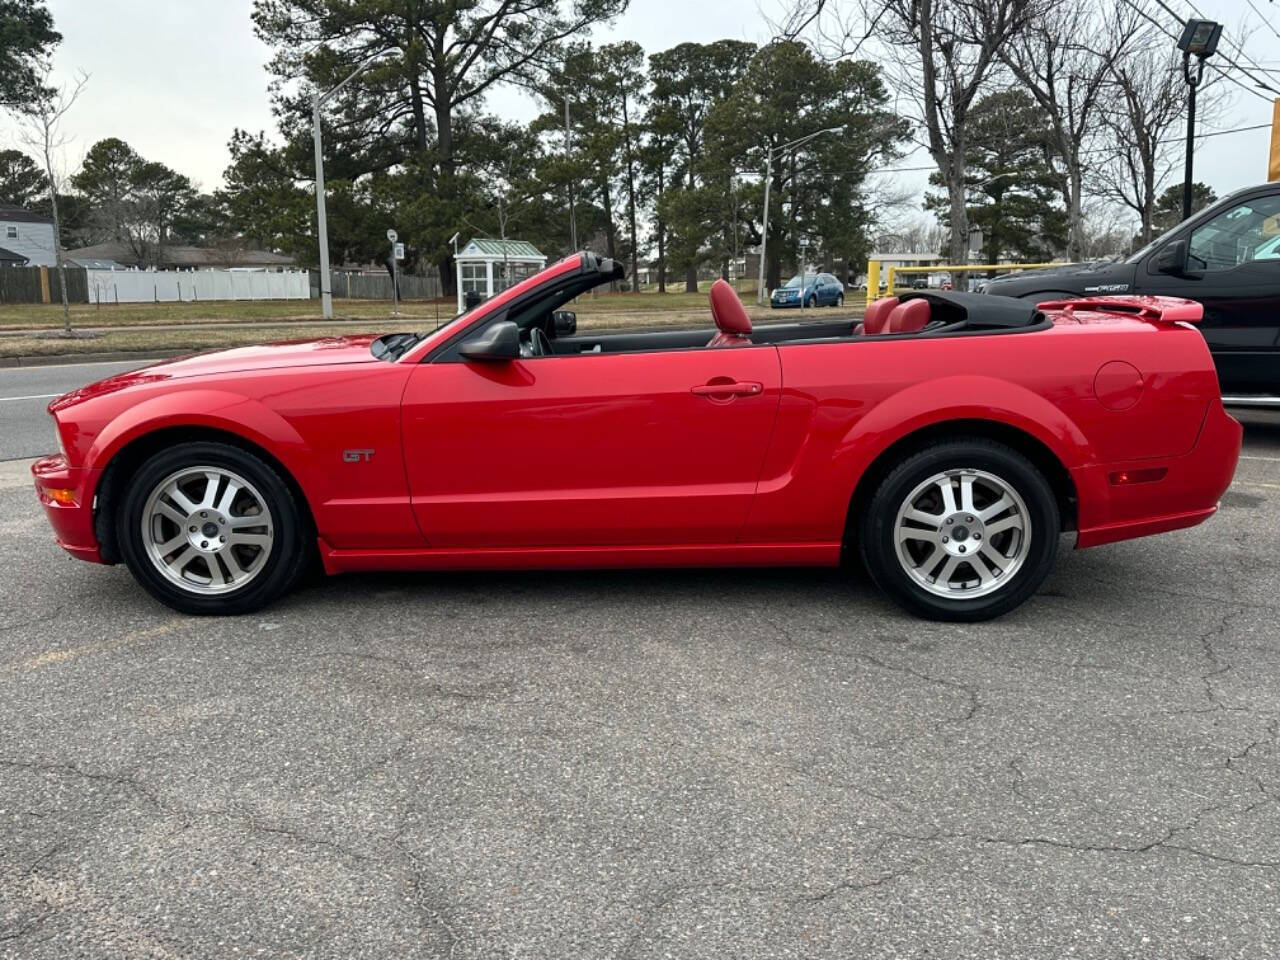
[33,252,1240,621]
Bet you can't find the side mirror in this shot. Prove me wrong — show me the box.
[459,320,521,362]
[552,310,577,336]
[1153,239,1188,276]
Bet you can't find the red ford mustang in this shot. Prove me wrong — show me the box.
[33,252,1240,620]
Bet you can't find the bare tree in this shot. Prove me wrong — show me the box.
[7,66,88,336]
[872,0,1040,288]
[1001,0,1141,260]
[1094,31,1224,246]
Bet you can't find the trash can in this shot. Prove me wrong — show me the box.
[463,290,482,310]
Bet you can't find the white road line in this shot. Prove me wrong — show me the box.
[1239,455,1280,464]
[0,393,60,403]
[1234,480,1280,490]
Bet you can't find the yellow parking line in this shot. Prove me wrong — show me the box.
[9,619,184,673]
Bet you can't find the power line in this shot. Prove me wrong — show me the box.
[1243,0,1280,47]
[1181,0,1280,84]
[1147,0,1280,96]
[1117,0,1277,103]
[729,118,1274,181]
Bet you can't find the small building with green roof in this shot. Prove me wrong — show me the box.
[455,237,547,313]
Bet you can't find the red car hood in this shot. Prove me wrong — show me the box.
[50,334,384,411]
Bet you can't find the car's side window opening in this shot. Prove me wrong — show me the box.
[435,264,1049,364]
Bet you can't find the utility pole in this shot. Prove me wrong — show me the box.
[565,95,578,251]
[312,48,393,319]
[730,173,738,287]
[756,126,842,305]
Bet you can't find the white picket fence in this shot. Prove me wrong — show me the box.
[86,268,311,304]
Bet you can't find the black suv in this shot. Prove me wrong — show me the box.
[984,183,1280,398]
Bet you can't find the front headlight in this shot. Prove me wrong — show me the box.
[52,416,67,459]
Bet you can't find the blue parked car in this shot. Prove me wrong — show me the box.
[770,272,846,309]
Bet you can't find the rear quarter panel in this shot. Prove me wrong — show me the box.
[748,321,1218,543]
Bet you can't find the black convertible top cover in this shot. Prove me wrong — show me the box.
[901,290,1042,329]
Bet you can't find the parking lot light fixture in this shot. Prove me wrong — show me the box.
[1175,19,1221,222]
[757,126,843,305]
[313,48,395,320]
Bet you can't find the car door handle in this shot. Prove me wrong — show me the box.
[691,380,763,398]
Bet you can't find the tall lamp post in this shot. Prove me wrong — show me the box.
[1176,19,1222,222]
[564,95,578,252]
[756,126,842,305]
[313,48,393,319]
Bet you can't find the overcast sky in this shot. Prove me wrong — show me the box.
[4,0,1278,233]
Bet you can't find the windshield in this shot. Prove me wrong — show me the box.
[783,275,816,288]
[1126,192,1242,264]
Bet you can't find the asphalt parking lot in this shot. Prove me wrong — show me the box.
[2,378,1279,957]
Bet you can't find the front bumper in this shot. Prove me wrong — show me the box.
[771,298,802,308]
[32,454,105,564]
[1073,400,1242,549]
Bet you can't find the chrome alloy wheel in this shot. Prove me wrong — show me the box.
[893,469,1030,599]
[141,466,274,595]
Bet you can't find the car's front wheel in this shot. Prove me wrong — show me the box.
[116,441,310,615]
[806,295,816,308]
[834,293,844,308]
[858,439,1059,621]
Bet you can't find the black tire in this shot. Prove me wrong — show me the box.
[116,441,310,615]
[806,295,816,308]
[835,293,844,308]
[857,439,1059,622]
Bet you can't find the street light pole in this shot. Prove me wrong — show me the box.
[565,95,578,251]
[756,126,842,305]
[756,152,773,305]
[312,48,393,319]
[312,98,333,319]
[1175,19,1222,222]
[1181,52,1203,222]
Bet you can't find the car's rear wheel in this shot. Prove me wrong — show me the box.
[858,439,1059,621]
[835,293,844,308]
[806,295,816,308]
[116,441,309,615]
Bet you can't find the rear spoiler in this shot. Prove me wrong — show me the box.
[1036,295,1202,324]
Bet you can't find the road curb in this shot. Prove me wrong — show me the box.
[0,350,184,369]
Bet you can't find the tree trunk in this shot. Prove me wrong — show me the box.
[438,254,455,297]
[1067,167,1084,261]
[620,90,640,291]
[948,168,969,291]
[408,64,429,155]
[656,165,667,293]
[431,69,455,176]
[1146,158,1157,240]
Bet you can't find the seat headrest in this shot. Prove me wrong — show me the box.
[709,279,752,336]
[863,297,899,335]
[888,298,931,333]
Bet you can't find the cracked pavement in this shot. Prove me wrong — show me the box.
[2,413,1279,958]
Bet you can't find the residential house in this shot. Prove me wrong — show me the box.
[0,204,57,267]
